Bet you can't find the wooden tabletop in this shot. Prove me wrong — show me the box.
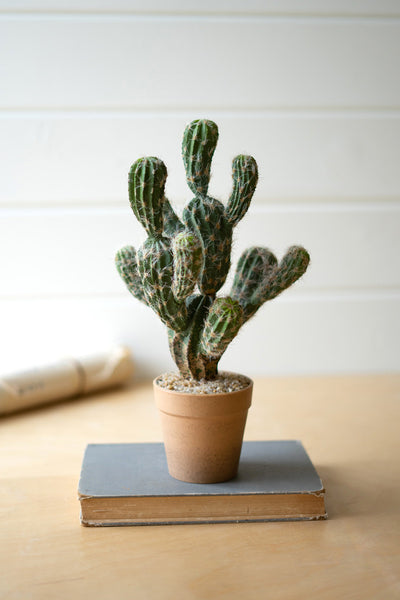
[1,374,399,599]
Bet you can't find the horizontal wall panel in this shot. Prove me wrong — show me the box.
[1,114,399,205]
[1,205,398,298]
[1,18,399,109]
[1,294,398,377]
[1,1,399,17]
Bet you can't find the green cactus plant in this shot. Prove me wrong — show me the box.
[116,119,310,380]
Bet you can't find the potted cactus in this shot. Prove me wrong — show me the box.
[116,119,310,484]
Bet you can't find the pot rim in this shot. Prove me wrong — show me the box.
[153,371,253,399]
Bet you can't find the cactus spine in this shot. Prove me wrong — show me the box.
[116,119,310,380]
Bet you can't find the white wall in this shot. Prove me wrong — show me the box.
[1,1,399,377]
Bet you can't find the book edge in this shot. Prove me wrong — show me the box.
[80,514,328,527]
[79,491,327,526]
[78,488,325,500]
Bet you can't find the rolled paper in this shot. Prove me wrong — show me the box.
[0,346,134,415]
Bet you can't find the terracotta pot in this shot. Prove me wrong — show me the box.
[153,374,253,484]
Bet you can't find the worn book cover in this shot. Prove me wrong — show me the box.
[78,441,326,526]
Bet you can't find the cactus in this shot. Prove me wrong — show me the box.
[116,119,310,380]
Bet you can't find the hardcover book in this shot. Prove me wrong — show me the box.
[78,441,326,526]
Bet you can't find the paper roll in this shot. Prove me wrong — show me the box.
[0,346,134,415]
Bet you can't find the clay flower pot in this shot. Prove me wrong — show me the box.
[153,374,253,484]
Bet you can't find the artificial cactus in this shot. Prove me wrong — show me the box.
[116,119,310,380]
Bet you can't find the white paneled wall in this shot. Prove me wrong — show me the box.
[0,2,399,377]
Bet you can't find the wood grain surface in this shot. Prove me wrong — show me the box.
[1,374,399,599]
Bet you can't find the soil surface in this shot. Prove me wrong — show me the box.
[155,371,251,394]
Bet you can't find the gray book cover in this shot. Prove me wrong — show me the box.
[78,441,326,525]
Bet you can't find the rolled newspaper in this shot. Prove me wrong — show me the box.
[0,346,134,415]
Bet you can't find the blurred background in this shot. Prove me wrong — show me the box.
[0,0,399,379]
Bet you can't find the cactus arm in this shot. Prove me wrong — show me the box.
[183,197,232,295]
[230,247,278,320]
[258,246,310,303]
[171,231,203,302]
[198,297,243,362]
[128,157,167,236]
[115,245,147,304]
[136,236,188,332]
[182,119,218,197]
[162,197,185,237]
[225,155,258,227]
[234,246,310,323]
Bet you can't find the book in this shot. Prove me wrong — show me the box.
[78,441,326,526]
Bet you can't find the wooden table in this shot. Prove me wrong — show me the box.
[1,375,399,599]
